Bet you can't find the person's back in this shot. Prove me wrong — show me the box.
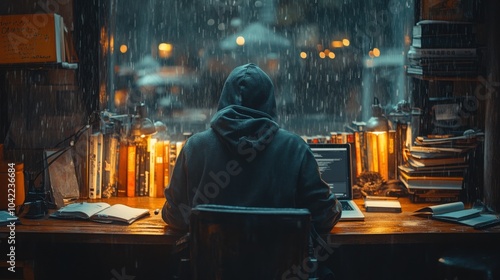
[162,63,342,234]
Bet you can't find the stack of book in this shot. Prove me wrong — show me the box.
[398,134,481,203]
[407,20,479,77]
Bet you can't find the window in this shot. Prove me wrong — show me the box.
[109,0,414,138]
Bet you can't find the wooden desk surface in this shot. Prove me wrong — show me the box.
[330,198,500,246]
[1,197,500,246]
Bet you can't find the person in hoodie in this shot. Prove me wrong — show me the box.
[162,63,342,234]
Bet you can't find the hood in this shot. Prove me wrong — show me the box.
[211,64,279,156]
[217,63,277,118]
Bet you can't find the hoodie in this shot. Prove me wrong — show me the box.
[162,63,341,233]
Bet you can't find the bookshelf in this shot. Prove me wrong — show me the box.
[404,0,488,203]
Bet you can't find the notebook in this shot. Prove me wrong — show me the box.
[309,143,365,221]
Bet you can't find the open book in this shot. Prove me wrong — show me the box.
[50,202,150,224]
[414,201,500,229]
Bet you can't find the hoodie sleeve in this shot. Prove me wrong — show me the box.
[297,149,342,234]
[162,149,191,233]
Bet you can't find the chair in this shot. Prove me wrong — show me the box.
[188,204,313,280]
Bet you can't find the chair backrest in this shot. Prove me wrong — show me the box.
[189,204,312,280]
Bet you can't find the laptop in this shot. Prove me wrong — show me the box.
[309,143,365,221]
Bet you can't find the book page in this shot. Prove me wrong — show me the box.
[53,202,110,219]
[415,201,464,215]
[91,204,150,224]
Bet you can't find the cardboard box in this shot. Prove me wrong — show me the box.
[0,13,65,64]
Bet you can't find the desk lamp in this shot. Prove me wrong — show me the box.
[22,125,90,218]
[366,97,391,132]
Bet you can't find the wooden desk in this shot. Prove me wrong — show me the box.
[3,197,499,245]
[1,197,499,280]
[329,198,500,246]
[2,197,179,245]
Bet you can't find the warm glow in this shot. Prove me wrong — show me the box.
[159,43,173,52]
[119,44,128,53]
[404,35,411,45]
[328,52,335,59]
[319,52,326,59]
[158,43,173,58]
[342,39,350,46]
[368,50,374,58]
[373,48,381,57]
[331,40,343,48]
[114,89,128,108]
[236,36,245,46]
[300,52,307,59]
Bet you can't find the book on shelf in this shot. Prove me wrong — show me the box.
[163,140,172,190]
[419,0,477,22]
[116,141,128,197]
[406,64,479,77]
[399,170,463,190]
[136,144,148,197]
[413,201,500,228]
[102,133,119,197]
[127,144,137,197]
[365,131,389,180]
[405,149,468,168]
[50,202,150,224]
[354,131,363,177]
[407,188,461,203]
[398,164,466,177]
[412,20,475,37]
[407,57,479,71]
[409,145,470,154]
[88,132,103,199]
[366,131,379,173]
[154,140,168,198]
[148,138,157,198]
[395,122,409,166]
[407,46,477,59]
[414,133,483,145]
[387,129,397,180]
[412,35,475,48]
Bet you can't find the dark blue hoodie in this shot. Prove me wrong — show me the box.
[162,63,341,233]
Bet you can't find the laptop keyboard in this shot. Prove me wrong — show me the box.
[341,201,353,211]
